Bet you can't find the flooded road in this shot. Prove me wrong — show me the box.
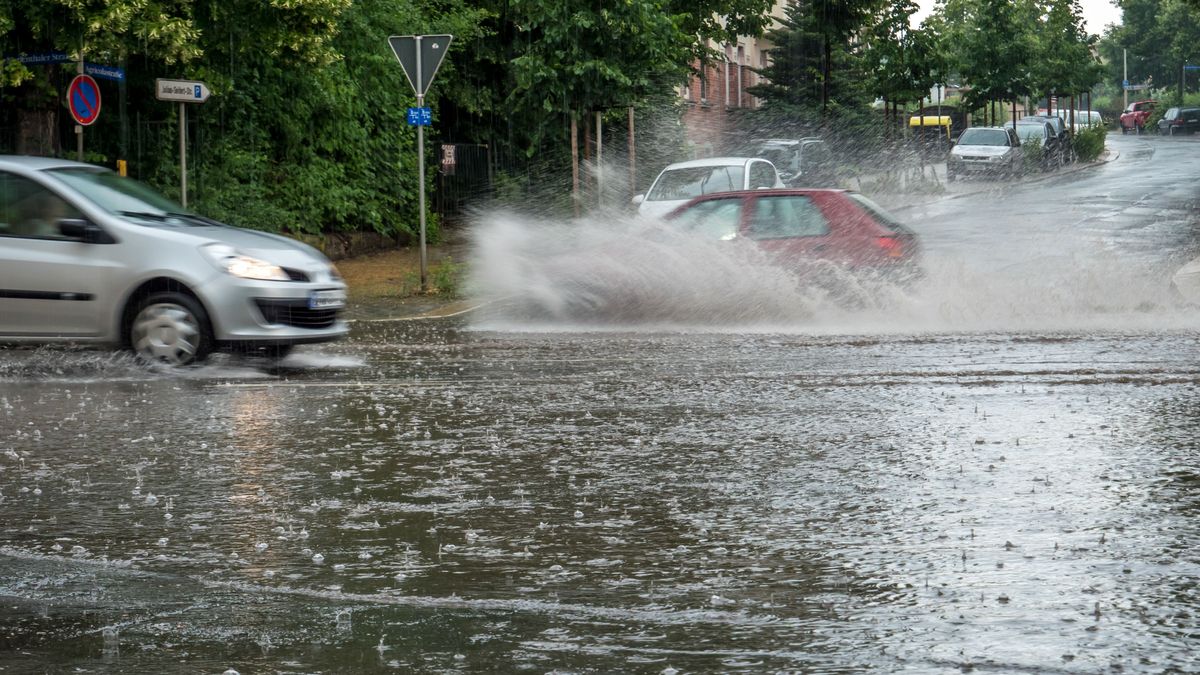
[2,133,1199,673]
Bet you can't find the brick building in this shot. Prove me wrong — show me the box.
[679,6,788,156]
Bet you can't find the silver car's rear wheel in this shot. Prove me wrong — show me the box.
[129,292,211,366]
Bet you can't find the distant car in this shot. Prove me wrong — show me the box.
[1120,100,1157,133]
[1015,120,1067,168]
[663,188,921,276]
[0,155,349,366]
[633,157,783,220]
[947,127,1024,180]
[752,138,837,187]
[1157,107,1200,135]
[1047,109,1104,132]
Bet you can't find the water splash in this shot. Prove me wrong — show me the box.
[466,211,1199,334]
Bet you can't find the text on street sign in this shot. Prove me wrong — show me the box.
[155,78,211,103]
[407,107,432,126]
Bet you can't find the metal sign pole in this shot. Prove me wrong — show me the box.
[179,102,188,207]
[415,36,427,293]
[76,52,84,161]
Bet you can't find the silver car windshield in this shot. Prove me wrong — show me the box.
[647,166,745,202]
[45,168,211,227]
[957,129,1010,146]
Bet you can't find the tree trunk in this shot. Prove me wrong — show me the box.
[821,36,831,117]
[14,69,61,157]
[570,115,579,218]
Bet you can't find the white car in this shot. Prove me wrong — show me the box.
[633,157,783,219]
[0,155,348,365]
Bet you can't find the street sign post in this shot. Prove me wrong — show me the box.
[156,79,211,208]
[389,34,453,292]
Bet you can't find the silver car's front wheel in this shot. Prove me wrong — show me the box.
[129,292,211,366]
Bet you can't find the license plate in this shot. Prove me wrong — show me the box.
[308,289,346,310]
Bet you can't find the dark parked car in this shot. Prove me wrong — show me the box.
[664,189,921,277]
[1015,120,1067,168]
[1020,115,1073,161]
[752,138,837,187]
[1157,107,1200,135]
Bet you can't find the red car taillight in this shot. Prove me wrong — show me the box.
[877,236,905,259]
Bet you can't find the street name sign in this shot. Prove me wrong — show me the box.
[14,52,71,65]
[85,63,125,82]
[388,35,453,98]
[155,78,211,103]
[67,74,101,126]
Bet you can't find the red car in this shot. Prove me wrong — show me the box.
[1120,100,1157,133]
[664,188,922,278]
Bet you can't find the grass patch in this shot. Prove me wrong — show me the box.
[336,247,463,301]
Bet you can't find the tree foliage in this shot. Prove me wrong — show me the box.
[1099,0,1200,95]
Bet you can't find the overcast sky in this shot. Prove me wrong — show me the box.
[913,0,1124,35]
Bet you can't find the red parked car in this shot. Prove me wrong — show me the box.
[664,188,922,279]
[1120,100,1157,133]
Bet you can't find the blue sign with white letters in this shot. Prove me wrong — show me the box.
[407,107,432,126]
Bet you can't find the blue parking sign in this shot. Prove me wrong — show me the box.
[407,107,432,126]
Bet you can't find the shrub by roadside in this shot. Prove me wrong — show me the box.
[1073,125,1106,162]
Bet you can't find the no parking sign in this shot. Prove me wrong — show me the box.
[67,74,101,126]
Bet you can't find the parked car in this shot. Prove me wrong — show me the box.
[1047,109,1104,131]
[0,155,349,366]
[947,127,1025,180]
[663,188,921,277]
[1021,114,1072,155]
[1157,107,1200,135]
[752,138,837,187]
[634,157,783,219]
[1014,120,1067,168]
[1120,100,1157,133]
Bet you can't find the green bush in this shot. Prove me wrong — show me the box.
[1022,138,1044,171]
[1073,125,1107,162]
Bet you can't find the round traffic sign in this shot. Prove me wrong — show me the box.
[67,74,102,126]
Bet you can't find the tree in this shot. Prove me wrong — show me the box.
[956,0,1035,120]
[747,0,879,125]
[0,0,348,155]
[1102,0,1200,95]
[865,0,941,115]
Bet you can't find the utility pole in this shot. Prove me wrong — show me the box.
[1123,49,1128,111]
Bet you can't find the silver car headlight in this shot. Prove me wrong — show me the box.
[201,243,289,281]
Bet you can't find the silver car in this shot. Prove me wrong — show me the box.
[947,127,1024,180]
[0,156,348,365]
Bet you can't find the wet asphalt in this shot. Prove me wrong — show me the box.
[1,132,1199,674]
